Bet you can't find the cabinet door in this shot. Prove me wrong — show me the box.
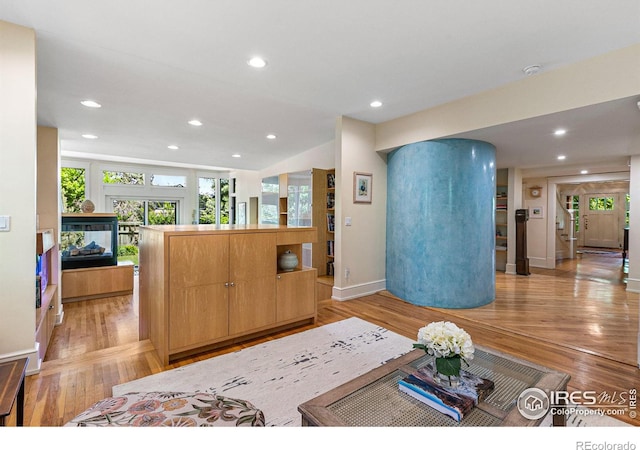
[276,268,317,322]
[228,233,277,335]
[169,234,230,350]
[169,234,229,288]
[169,285,229,351]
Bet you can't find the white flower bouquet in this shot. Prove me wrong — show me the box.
[413,321,475,377]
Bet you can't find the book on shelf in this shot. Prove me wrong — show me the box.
[327,173,335,189]
[398,361,494,422]
[326,261,334,276]
[327,240,334,257]
[327,213,335,232]
[326,192,335,209]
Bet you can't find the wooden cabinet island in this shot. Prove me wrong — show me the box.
[138,224,318,365]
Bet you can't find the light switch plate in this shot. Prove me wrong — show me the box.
[0,215,10,231]
[345,217,352,226]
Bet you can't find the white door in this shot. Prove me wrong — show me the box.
[582,194,619,248]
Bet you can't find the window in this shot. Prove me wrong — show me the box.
[103,171,144,185]
[60,167,86,213]
[198,177,216,224]
[261,176,279,224]
[220,178,230,224]
[197,177,230,224]
[111,199,179,266]
[150,174,187,187]
[626,193,630,226]
[588,196,614,211]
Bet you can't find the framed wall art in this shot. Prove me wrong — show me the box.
[530,206,544,219]
[353,172,373,204]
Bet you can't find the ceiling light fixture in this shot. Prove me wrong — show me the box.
[82,134,98,139]
[168,145,179,150]
[248,57,268,68]
[581,170,589,174]
[370,100,382,108]
[232,154,241,158]
[80,100,101,108]
[557,155,566,160]
[266,134,277,140]
[554,129,567,136]
[522,64,541,76]
[188,119,203,126]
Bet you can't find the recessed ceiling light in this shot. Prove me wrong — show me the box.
[557,155,566,160]
[80,100,101,108]
[522,64,541,76]
[167,145,179,150]
[581,170,589,174]
[266,134,277,140]
[82,134,98,139]
[248,57,268,68]
[370,100,382,108]
[554,129,567,136]
[188,119,203,126]
[232,154,241,158]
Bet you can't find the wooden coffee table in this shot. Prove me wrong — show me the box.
[298,347,570,427]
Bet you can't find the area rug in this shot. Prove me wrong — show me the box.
[113,317,630,427]
[112,317,414,426]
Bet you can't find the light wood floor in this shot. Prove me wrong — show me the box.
[11,251,640,427]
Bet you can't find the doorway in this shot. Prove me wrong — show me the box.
[582,193,621,248]
[109,198,179,266]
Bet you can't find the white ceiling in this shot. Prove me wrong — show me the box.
[1,0,639,174]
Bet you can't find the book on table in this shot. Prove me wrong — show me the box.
[398,362,494,422]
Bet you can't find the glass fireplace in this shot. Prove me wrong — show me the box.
[61,213,118,269]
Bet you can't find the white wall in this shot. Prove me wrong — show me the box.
[0,20,39,370]
[230,169,261,223]
[333,117,387,300]
[628,156,640,294]
[258,140,335,181]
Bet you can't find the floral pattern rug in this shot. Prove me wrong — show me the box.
[66,391,265,427]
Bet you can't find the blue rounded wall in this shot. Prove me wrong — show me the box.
[386,139,496,308]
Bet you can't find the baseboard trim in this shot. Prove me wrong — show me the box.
[505,263,517,275]
[0,346,41,375]
[626,277,640,293]
[528,256,553,269]
[332,279,386,301]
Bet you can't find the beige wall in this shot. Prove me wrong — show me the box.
[37,126,63,329]
[333,117,387,300]
[0,20,39,369]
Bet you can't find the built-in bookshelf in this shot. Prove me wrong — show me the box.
[325,169,335,277]
[312,168,336,277]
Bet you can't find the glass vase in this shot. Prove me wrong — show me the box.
[434,356,461,387]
